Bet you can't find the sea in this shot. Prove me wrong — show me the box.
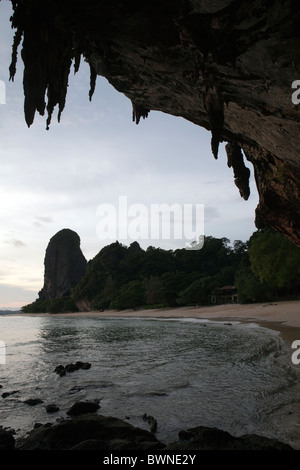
[1,314,300,449]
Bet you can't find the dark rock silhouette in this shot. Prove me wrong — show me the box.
[38,229,87,300]
[66,400,100,417]
[2,390,19,398]
[54,361,91,376]
[143,413,158,433]
[16,416,294,451]
[24,398,44,406]
[19,414,165,451]
[0,427,15,450]
[45,404,60,413]
[165,426,293,450]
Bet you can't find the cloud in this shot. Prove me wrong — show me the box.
[12,238,26,247]
[5,237,26,248]
[33,216,53,227]
[205,206,221,221]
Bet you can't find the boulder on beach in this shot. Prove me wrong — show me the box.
[19,414,166,450]
[0,428,15,450]
[165,425,294,450]
[143,413,158,433]
[66,400,100,417]
[45,404,60,413]
[54,361,91,376]
[2,390,19,398]
[11,417,296,451]
[24,398,44,406]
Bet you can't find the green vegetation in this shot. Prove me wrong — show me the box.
[21,297,79,314]
[248,228,300,289]
[235,228,300,303]
[22,229,300,313]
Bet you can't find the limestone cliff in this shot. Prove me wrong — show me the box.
[5,0,300,245]
[38,228,87,300]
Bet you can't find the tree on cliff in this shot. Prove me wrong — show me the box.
[234,266,273,304]
[110,280,146,310]
[248,228,300,290]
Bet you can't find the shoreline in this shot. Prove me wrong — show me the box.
[17,299,300,346]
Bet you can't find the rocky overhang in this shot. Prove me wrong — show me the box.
[5,0,300,245]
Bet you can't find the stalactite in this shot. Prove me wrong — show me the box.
[132,102,150,125]
[57,56,73,123]
[43,41,74,129]
[89,64,97,101]
[9,28,23,81]
[21,25,47,128]
[7,0,92,129]
[204,86,224,160]
[225,142,251,200]
[74,52,81,74]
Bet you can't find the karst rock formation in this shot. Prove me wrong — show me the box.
[5,0,300,245]
[38,229,87,300]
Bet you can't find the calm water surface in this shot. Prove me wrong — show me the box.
[0,315,300,448]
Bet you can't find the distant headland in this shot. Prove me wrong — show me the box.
[21,227,300,314]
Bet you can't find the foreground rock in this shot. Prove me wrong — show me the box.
[19,414,165,451]
[143,414,158,434]
[0,428,15,450]
[2,390,19,398]
[7,418,295,451]
[45,404,60,413]
[24,398,44,406]
[54,361,91,376]
[165,426,293,451]
[66,400,100,417]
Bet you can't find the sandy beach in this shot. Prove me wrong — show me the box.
[21,300,300,346]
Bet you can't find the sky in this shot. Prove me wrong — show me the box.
[0,2,259,309]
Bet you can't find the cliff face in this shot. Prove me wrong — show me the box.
[6,0,300,245]
[38,229,87,300]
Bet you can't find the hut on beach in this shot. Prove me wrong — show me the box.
[211,286,238,305]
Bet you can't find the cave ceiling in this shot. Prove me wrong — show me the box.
[4,0,300,245]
